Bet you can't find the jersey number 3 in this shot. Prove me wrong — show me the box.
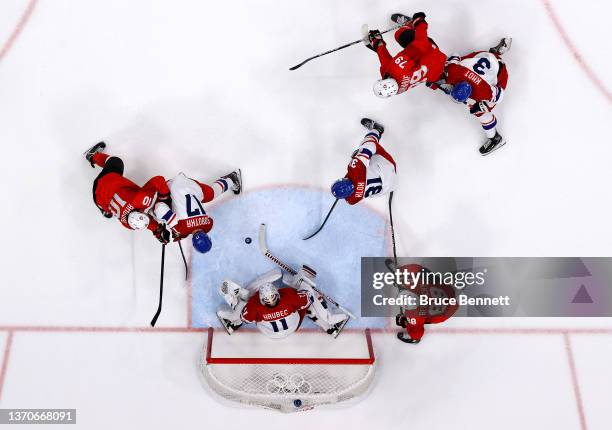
[473,57,491,75]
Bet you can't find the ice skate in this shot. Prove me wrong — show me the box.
[489,37,512,56]
[390,13,412,26]
[326,315,350,339]
[479,131,506,156]
[360,117,385,135]
[222,169,242,195]
[83,141,106,167]
[397,331,420,344]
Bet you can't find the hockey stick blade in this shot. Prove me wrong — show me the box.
[150,244,166,327]
[258,223,297,275]
[258,223,357,319]
[289,24,400,71]
[303,199,339,240]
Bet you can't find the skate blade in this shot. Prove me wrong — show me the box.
[480,139,507,156]
[216,313,234,335]
[332,317,350,339]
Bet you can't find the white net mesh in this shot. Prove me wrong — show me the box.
[200,329,375,413]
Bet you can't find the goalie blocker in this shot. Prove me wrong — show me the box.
[217,266,350,339]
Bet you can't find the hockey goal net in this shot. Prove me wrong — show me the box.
[200,328,375,413]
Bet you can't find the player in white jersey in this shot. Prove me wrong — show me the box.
[433,38,511,155]
[331,118,397,205]
[216,266,350,339]
[152,170,241,253]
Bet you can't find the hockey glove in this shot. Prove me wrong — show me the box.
[470,101,492,115]
[153,223,171,244]
[365,30,385,52]
[395,313,408,328]
[157,192,172,206]
[411,12,426,25]
[445,55,461,67]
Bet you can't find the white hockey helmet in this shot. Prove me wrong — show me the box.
[373,78,399,98]
[127,211,150,230]
[259,283,280,307]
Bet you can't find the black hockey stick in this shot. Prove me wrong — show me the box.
[150,244,166,327]
[289,25,400,70]
[258,223,356,319]
[303,199,339,240]
[388,191,398,265]
[178,241,188,281]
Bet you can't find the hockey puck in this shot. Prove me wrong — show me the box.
[245,237,252,244]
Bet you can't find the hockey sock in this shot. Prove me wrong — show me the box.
[92,152,109,168]
[200,177,233,202]
[478,113,498,139]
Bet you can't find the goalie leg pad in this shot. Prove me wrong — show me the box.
[300,284,349,331]
[219,279,249,309]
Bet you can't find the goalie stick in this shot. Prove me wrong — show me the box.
[289,24,400,71]
[258,223,356,319]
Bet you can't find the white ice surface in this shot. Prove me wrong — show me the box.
[0,0,611,428]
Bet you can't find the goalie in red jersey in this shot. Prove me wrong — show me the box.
[216,267,350,339]
[331,118,397,205]
[365,12,447,98]
[394,264,459,344]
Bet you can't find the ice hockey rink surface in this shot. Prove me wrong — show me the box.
[1,0,611,428]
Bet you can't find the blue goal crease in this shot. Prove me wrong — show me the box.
[191,187,389,329]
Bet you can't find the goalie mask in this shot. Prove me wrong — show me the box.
[127,211,150,230]
[259,283,280,307]
[373,78,399,98]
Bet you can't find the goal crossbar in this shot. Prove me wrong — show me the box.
[205,327,375,365]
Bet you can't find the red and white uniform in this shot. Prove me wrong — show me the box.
[445,51,508,105]
[443,51,509,139]
[375,19,447,94]
[93,164,168,232]
[164,173,220,240]
[398,264,459,342]
[345,131,397,206]
[241,288,311,339]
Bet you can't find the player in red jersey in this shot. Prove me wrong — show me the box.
[331,118,397,205]
[365,12,447,98]
[394,264,459,344]
[432,38,512,155]
[217,267,350,339]
[83,142,173,244]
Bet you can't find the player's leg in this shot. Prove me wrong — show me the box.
[289,267,349,337]
[85,142,125,217]
[217,279,249,334]
[197,169,242,203]
[470,105,506,155]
